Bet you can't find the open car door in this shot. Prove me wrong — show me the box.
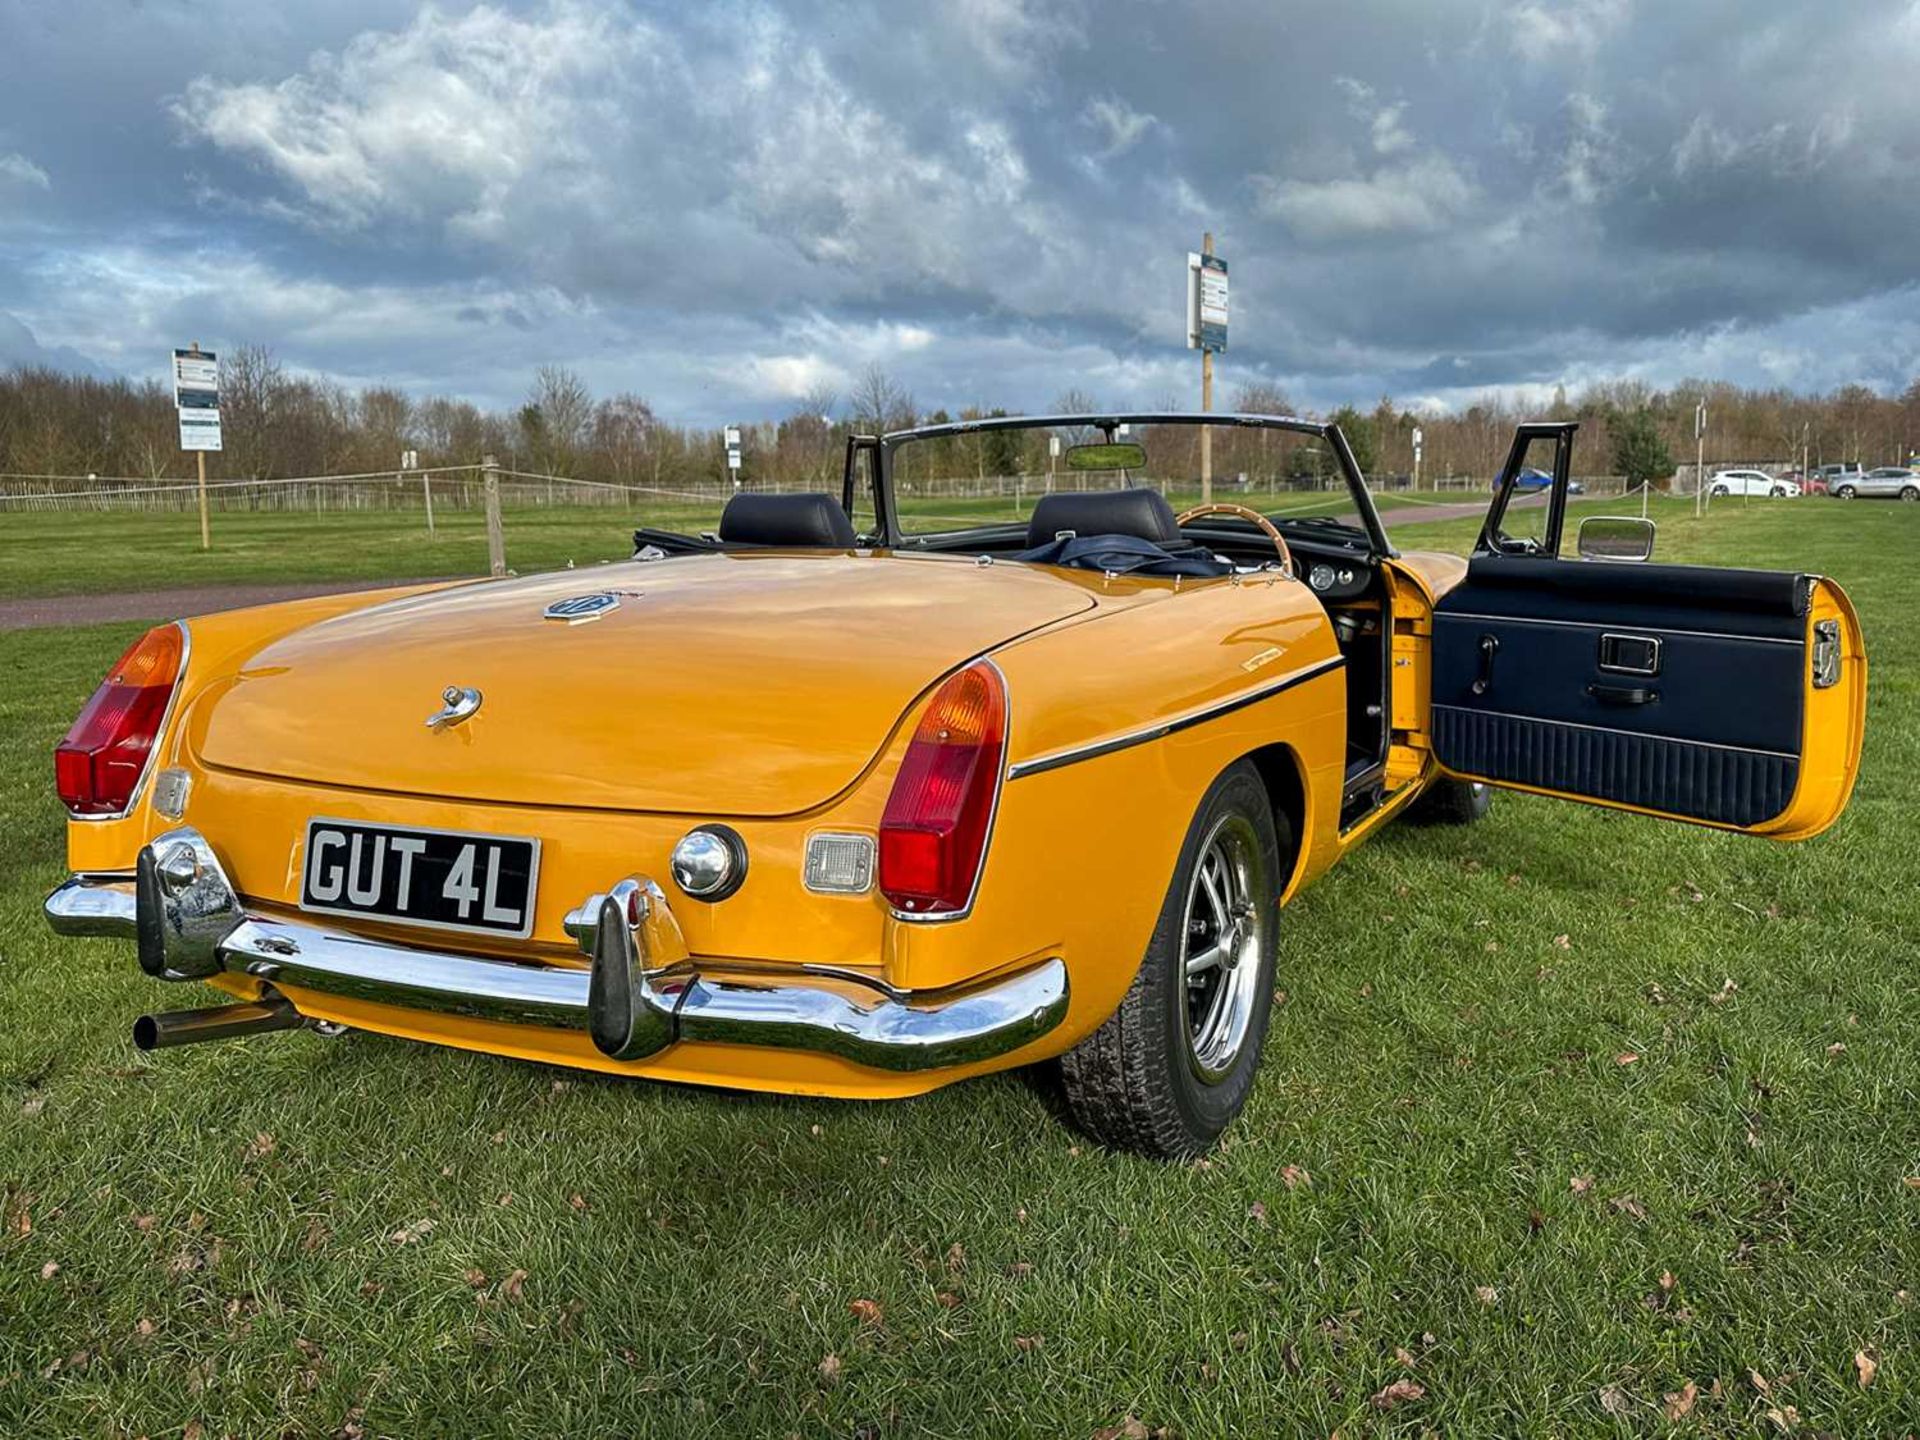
[1429,423,1866,840]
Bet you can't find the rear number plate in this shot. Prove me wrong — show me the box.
[299,819,540,939]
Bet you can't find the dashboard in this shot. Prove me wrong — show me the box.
[1280,535,1373,603]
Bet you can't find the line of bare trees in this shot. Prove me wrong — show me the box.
[2,347,1915,488]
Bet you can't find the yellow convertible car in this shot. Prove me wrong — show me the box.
[45,414,1866,1157]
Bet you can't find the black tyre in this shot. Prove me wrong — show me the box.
[1771,486,1787,497]
[1837,485,1857,499]
[1059,762,1284,1159]
[1710,485,1728,497]
[1410,776,1493,825]
[1902,487,1918,503]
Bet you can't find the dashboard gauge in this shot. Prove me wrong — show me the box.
[1309,563,1337,592]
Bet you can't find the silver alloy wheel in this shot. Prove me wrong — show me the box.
[1178,813,1267,1084]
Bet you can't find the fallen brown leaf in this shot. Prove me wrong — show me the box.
[1551,933,1573,950]
[847,1297,883,1326]
[462,1268,487,1288]
[1091,1419,1150,1440]
[1854,1349,1877,1388]
[1013,1333,1043,1352]
[568,1193,589,1212]
[1615,1052,1640,1066]
[244,1132,276,1160]
[1598,1383,1631,1416]
[1280,1164,1311,1190]
[1609,1194,1649,1221]
[1569,1174,1595,1195]
[1247,1201,1268,1224]
[1764,1404,1800,1431]
[39,1260,59,1280]
[1393,1346,1416,1368]
[817,1352,842,1385]
[388,1218,434,1245]
[945,1242,966,1273]
[1662,1380,1699,1419]
[1474,1284,1499,1305]
[1370,1378,1425,1410]
[1006,1261,1034,1278]
[501,1269,528,1301]
[934,1290,960,1308]
[20,1095,46,1118]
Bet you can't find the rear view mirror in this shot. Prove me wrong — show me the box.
[1577,516,1656,563]
[1066,441,1147,472]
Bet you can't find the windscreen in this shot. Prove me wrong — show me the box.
[889,420,1385,545]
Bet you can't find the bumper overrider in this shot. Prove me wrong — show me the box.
[44,826,1069,1072]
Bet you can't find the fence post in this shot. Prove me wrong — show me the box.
[421,467,436,534]
[483,454,506,576]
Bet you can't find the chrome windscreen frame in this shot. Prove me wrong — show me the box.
[870,411,1396,558]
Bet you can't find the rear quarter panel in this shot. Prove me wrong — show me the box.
[891,572,1346,1055]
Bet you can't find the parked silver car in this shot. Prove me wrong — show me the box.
[1833,467,1920,501]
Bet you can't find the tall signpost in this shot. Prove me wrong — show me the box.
[1694,398,1708,518]
[173,345,221,549]
[1411,426,1424,490]
[724,425,743,487]
[1187,236,1228,502]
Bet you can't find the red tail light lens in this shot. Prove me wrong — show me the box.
[879,662,1007,916]
[54,624,185,816]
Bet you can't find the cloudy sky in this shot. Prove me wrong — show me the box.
[2,0,1917,423]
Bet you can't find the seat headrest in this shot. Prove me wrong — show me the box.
[1026,489,1183,549]
[719,492,858,548]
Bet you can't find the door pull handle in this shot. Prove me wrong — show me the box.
[1471,634,1500,695]
[1587,683,1657,705]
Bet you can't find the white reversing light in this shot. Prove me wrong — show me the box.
[804,833,876,895]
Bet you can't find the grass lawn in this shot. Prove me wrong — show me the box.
[1,499,1915,1435]
[0,480,1554,602]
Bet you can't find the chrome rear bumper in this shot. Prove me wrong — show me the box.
[45,827,1068,1073]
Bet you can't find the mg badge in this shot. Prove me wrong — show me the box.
[543,592,621,625]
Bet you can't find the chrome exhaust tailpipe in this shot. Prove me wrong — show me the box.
[132,995,305,1052]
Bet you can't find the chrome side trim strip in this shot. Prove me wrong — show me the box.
[1435,611,1804,647]
[1005,654,1345,781]
[1431,703,1800,760]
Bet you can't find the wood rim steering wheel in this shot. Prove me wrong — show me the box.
[1175,502,1294,577]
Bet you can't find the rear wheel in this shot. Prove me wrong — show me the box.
[1837,485,1857,499]
[1710,484,1729,497]
[1411,776,1493,825]
[1902,487,1918,503]
[1059,762,1283,1159]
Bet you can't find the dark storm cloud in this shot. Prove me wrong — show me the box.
[0,0,1915,422]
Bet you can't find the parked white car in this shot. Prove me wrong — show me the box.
[1709,469,1799,498]
[1833,467,1920,501]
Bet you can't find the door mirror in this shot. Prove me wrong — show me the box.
[1577,516,1656,562]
